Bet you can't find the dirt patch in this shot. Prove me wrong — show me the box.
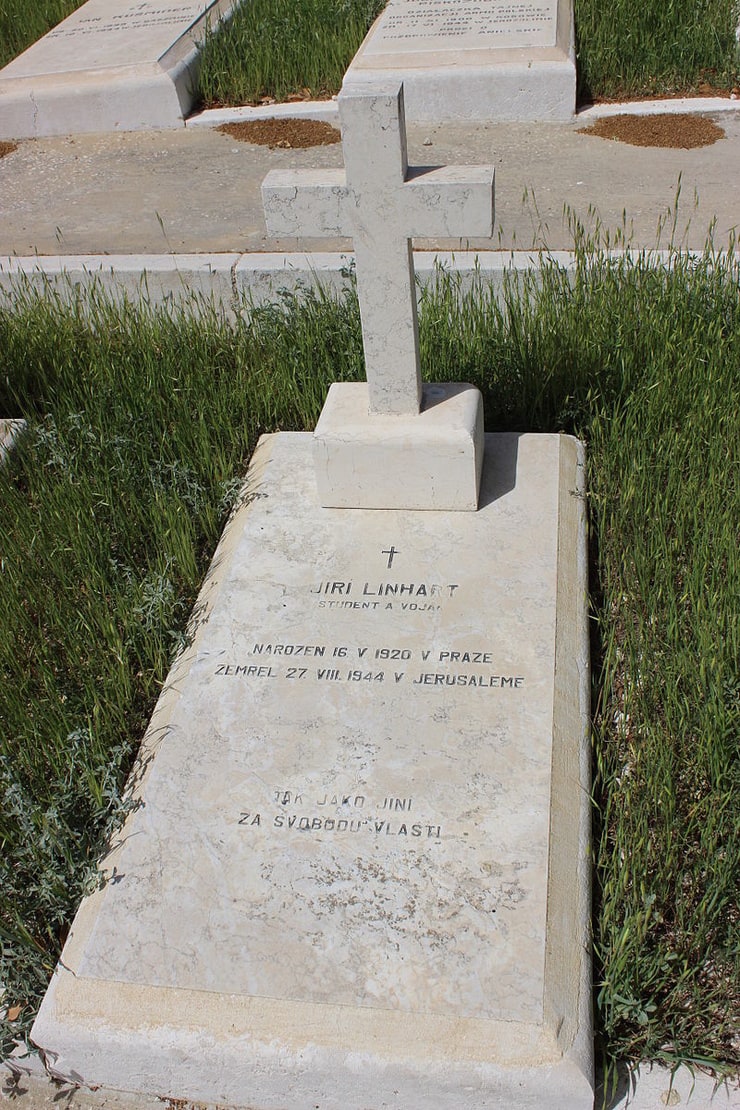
[578,113,725,149]
[216,118,340,149]
[585,83,740,105]
[0,141,18,159]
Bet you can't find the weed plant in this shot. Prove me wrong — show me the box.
[574,0,740,100]
[197,0,385,107]
[1,247,738,1074]
[0,0,85,70]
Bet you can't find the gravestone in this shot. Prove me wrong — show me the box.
[31,81,593,1108]
[344,0,576,121]
[0,0,236,140]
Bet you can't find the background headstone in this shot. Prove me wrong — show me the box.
[0,0,237,140]
[344,0,576,121]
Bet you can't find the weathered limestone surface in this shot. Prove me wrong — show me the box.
[0,0,236,139]
[32,431,593,1109]
[313,381,484,510]
[344,0,576,121]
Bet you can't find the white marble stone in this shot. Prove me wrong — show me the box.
[262,80,494,510]
[32,430,593,1109]
[0,249,584,314]
[263,81,494,417]
[0,0,237,140]
[344,0,576,122]
[314,381,484,510]
[187,100,341,127]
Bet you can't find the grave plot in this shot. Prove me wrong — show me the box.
[31,81,592,1108]
[32,433,592,1109]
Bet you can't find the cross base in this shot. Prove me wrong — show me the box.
[313,382,484,510]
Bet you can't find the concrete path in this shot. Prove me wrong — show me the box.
[1,105,739,257]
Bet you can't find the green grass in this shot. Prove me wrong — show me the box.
[0,248,738,1075]
[574,0,740,101]
[0,0,85,70]
[197,0,386,107]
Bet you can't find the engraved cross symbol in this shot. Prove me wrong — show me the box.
[382,546,399,569]
[262,80,494,417]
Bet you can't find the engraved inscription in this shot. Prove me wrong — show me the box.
[217,553,527,851]
[382,545,400,568]
[237,788,444,841]
[213,643,525,689]
[48,1,206,38]
[371,0,557,50]
[310,579,459,613]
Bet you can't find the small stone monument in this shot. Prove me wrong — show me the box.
[263,81,493,509]
[31,80,593,1110]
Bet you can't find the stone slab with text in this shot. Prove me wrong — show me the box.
[0,0,236,140]
[32,431,593,1108]
[344,0,576,121]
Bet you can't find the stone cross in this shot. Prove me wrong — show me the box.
[262,81,495,416]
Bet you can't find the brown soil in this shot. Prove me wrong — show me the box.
[587,82,740,105]
[216,118,340,149]
[0,141,18,159]
[577,112,725,148]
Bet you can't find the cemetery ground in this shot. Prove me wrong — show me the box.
[2,111,740,254]
[1,3,740,1108]
[1,236,739,1099]
[1,0,739,104]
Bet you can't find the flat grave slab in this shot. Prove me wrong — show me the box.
[0,0,235,140]
[32,430,593,1109]
[344,0,576,121]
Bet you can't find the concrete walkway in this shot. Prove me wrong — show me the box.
[1,103,739,257]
